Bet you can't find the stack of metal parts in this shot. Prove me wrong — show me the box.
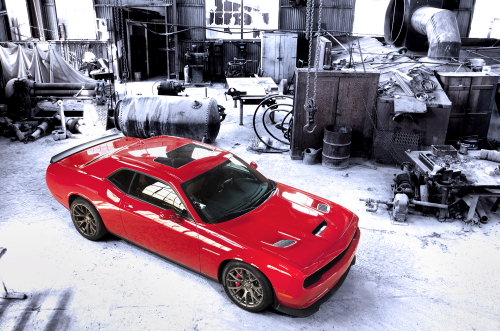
[362,144,500,225]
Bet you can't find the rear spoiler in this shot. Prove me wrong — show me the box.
[50,134,124,164]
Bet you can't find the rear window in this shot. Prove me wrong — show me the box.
[108,169,135,193]
[154,143,220,168]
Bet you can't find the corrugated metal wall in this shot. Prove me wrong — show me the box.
[177,1,205,41]
[279,0,356,35]
[454,0,475,37]
[0,0,10,41]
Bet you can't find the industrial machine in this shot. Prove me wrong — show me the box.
[3,78,115,142]
[362,145,500,225]
[184,45,209,84]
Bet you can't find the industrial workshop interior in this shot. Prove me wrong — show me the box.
[0,0,499,330]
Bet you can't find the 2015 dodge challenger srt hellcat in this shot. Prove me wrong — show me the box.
[46,134,360,316]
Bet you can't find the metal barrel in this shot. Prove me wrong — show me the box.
[114,96,221,143]
[322,125,352,169]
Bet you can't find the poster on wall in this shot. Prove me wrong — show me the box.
[206,0,279,39]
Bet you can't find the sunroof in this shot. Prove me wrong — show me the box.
[154,143,220,168]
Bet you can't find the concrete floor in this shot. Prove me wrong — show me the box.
[0,81,499,331]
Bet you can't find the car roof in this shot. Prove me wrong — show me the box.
[110,135,232,183]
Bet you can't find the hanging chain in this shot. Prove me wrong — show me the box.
[117,0,129,81]
[303,0,324,134]
[304,0,314,105]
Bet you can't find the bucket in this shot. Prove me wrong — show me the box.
[134,71,142,81]
[322,125,352,169]
[303,148,321,165]
[461,138,479,150]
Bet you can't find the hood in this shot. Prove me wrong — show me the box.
[215,183,357,270]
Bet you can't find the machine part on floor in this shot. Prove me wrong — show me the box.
[52,100,70,141]
[392,193,409,222]
[475,200,488,224]
[24,119,53,143]
[252,95,294,153]
[157,80,185,96]
[0,247,27,300]
[11,123,26,141]
[114,96,223,143]
[303,148,321,165]
[393,162,417,198]
[4,78,114,119]
[65,118,84,134]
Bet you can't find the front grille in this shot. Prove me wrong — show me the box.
[303,228,359,288]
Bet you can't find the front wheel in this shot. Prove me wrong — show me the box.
[222,261,273,312]
[70,197,108,241]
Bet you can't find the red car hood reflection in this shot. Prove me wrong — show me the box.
[214,183,355,270]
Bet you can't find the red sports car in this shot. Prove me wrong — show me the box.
[46,134,360,316]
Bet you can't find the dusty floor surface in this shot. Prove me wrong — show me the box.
[0,81,499,331]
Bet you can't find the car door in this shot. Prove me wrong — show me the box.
[119,171,201,271]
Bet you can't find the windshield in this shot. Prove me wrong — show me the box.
[181,156,275,223]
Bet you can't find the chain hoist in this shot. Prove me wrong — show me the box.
[116,0,129,81]
[303,0,324,134]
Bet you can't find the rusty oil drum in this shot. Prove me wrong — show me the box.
[114,95,221,142]
[322,125,352,169]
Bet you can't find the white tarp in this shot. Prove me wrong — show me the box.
[0,43,95,84]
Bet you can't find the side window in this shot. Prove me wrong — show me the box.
[108,169,135,193]
[131,173,186,212]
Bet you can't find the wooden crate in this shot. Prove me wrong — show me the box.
[290,69,379,159]
[437,72,499,145]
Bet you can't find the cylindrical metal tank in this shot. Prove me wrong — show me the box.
[322,125,352,169]
[114,96,222,143]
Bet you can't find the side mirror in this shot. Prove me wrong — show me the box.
[250,161,258,170]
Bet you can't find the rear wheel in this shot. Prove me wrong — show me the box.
[222,261,273,312]
[70,198,107,241]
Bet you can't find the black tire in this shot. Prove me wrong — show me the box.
[70,197,108,241]
[222,261,273,312]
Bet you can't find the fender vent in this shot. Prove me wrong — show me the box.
[317,203,330,213]
[312,220,328,237]
[272,239,297,247]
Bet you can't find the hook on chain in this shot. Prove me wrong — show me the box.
[303,97,317,134]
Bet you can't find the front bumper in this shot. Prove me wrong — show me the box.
[273,255,356,317]
[271,226,360,316]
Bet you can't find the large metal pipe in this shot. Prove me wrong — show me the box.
[410,6,461,58]
[31,90,97,96]
[41,0,59,40]
[115,96,222,143]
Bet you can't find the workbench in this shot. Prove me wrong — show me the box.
[406,149,500,222]
[225,77,278,125]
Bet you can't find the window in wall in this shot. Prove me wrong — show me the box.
[205,0,279,40]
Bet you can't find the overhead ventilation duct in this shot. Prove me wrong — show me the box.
[384,0,461,59]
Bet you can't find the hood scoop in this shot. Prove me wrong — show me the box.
[272,239,297,248]
[317,203,330,213]
[312,220,328,237]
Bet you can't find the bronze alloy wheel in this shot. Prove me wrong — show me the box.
[70,198,107,241]
[222,262,272,312]
[72,203,98,237]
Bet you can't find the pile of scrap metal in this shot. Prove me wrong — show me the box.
[1,78,114,143]
[361,145,500,225]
